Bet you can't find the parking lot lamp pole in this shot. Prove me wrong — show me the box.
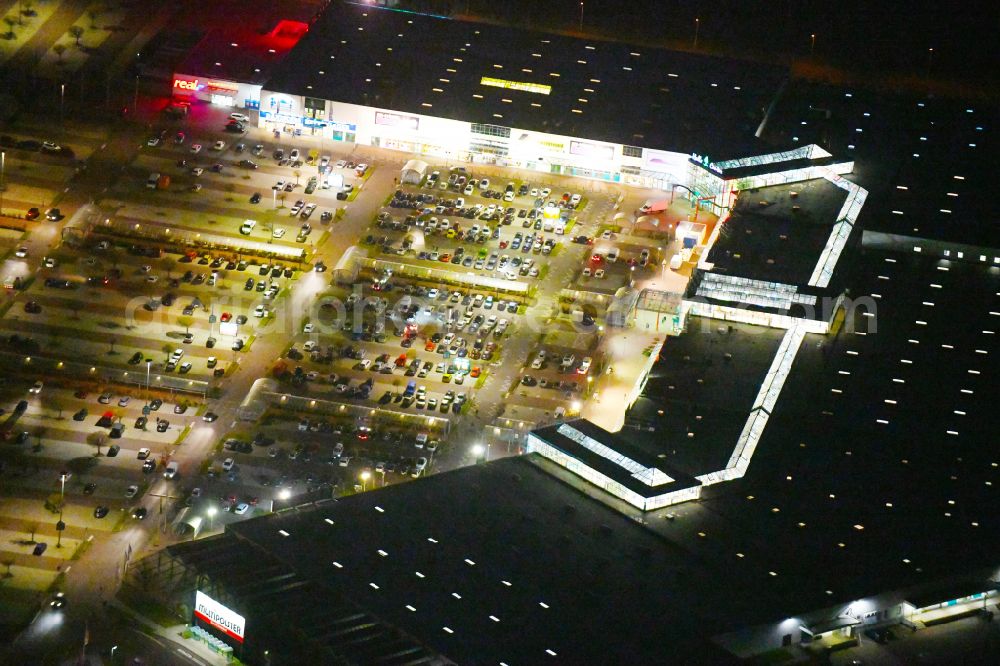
[578,2,584,31]
[693,17,700,49]
[145,359,152,403]
[1,151,5,217]
[60,83,65,128]
[57,472,68,548]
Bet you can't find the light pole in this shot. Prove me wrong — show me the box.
[1,150,5,218]
[56,472,68,548]
[926,47,934,79]
[693,17,700,49]
[810,33,816,57]
[60,83,65,128]
[578,2,584,31]
[111,645,118,663]
[207,506,217,531]
[359,471,371,491]
[145,359,152,403]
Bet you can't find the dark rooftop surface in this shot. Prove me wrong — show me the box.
[175,2,318,85]
[226,456,754,665]
[531,419,701,497]
[702,179,848,286]
[625,321,787,475]
[677,249,1000,615]
[264,2,787,156]
[167,533,437,664]
[761,81,998,248]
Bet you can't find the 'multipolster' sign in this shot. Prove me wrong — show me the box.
[194,590,246,643]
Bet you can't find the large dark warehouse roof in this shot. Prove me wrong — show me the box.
[264,2,787,157]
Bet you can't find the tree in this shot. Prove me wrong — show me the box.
[162,343,174,361]
[293,170,301,186]
[87,10,100,30]
[27,522,39,544]
[3,17,16,39]
[50,397,67,419]
[162,256,178,279]
[53,44,66,64]
[87,431,106,456]
[108,336,118,355]
[177,315,194,334]
[69,26,84,47]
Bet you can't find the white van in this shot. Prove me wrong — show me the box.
[240,219,256,235]
[164,461,180,479]
[554,222,565,235]
[669,253,683,270]
[146,173,160,189]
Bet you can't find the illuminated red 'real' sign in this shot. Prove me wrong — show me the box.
[174,79,202,92]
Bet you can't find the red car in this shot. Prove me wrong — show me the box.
[470,366,482,378]
[425,341,436,352]
[439,253,451,262]
[25,207,40,220]
[591,253,603,263]
[220,312,232,322]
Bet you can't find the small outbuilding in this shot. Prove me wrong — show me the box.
[400,159,428,185]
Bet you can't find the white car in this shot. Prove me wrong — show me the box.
[14,247,27,258]
[289,149,300,161]
[190,144,202,154]
[319,155,330,167]
[190,167,203,176]
[229,113,250,123]
[253,304,268,317]
[29,381,43,394]
[125,485,139,499]
[273,179,286,190]
[303,340,317,352]
[272,227,285,239]
[335,159,346,168]
[118,396,130,407]
[530,188,539,197]
[479,178,490,190]
[222,457,235,471]
[146,137,160,147]
[212,140,226,151]
[303,322,314,333]
[42,257,57,268]
[540,187,551,198]
[570,193,582,206]
[137,448,151,459]
[577,357,592,374]
[595,268,606,278]
[234,502,250,515]
[463,183,474,195]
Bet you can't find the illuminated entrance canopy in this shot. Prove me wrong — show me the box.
[480,77,551,95]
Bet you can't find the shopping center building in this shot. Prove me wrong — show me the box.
[169,1,827,217]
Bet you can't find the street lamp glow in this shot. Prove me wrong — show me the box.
[360,471,371,482]
[278,488,291,500]
[207,506,217,517]
[471,444,485,457]
[571,400,582,412]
